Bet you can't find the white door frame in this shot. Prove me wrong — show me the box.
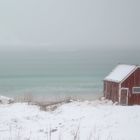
[120,88,129,105]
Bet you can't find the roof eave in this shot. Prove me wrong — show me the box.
[104,79,120,83]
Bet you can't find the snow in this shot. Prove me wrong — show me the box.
[0,98,140,140]
[104,64,137,83]
[0,96,14,104]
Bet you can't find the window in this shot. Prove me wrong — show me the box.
[132,87,140,94]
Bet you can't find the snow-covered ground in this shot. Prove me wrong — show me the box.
[0,98,140,140]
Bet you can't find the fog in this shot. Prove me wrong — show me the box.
[0,48,138,77]
[0,0,139,75]
[0,0,139,51]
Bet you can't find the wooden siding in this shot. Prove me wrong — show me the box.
[121,68,140,105]
[104,81,119,103]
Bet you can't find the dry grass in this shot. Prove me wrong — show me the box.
[6,125,114,140]
[34,96,74,111]
[14,94,75,111]
[14,93,34,103]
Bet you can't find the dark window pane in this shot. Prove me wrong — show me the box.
[133,87,140,93]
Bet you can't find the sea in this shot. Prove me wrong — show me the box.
[0,48,139,100]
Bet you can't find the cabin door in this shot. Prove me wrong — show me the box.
[120,88,128,105]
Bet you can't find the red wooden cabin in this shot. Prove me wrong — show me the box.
[104,64,140,105]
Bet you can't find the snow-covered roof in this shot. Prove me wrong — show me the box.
[104,64,137,83]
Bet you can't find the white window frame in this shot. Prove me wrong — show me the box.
[132,87,140,94]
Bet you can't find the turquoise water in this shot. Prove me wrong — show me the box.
[0,48,138,99]
[0,75,103,99]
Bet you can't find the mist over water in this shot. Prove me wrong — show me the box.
[0,0,139,100]
[0,48,139,99]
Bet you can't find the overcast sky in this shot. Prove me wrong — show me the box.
[0,0,139,51]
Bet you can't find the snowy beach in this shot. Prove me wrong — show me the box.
[0,97,140,140]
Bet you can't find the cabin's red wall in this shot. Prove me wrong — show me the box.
[121,68,140,105]
[104,81,119,103]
